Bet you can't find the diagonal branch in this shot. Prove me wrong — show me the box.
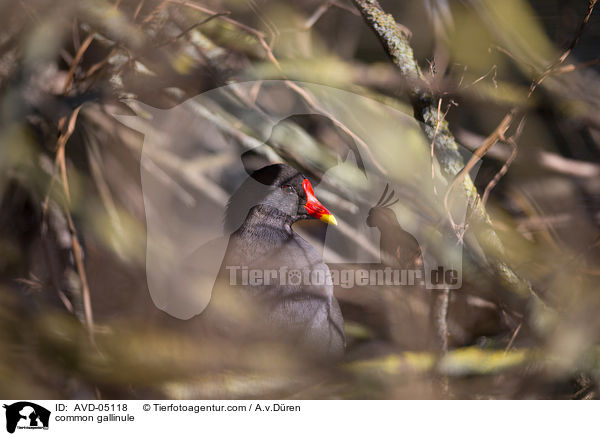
[351,0,536,300]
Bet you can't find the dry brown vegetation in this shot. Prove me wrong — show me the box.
[0,0,599,399]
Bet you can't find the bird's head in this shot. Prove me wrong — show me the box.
[250,164,337,225]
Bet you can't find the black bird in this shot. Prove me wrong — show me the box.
[205,164,345,360]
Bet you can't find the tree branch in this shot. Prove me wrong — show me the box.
[351,0,536,300]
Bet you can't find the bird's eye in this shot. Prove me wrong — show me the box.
[282,185,295,194]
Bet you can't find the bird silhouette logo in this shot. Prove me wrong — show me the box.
[367,184,423,269]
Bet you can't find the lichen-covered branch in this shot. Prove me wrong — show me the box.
[351,0,535,300]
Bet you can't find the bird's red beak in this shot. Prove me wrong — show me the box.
[302,179,337,225]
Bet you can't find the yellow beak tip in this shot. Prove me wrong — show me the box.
[321,214,338,226]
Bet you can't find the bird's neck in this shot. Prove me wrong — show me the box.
[239,204,295,235]
[228,205,295,262]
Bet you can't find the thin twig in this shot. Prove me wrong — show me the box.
[45,106,96,343]
[133,0,145,21]
[247,0,279,47]
[504,322,522,353]
[141,0,168,24]
[557,0,597,65]
[462,64,497,90]
[81,47,118,80]
[481,139,517,207]
[63,33,95,94]
[169,1,266,38]
[154,12,230,47]
[480,116,525,207]
[554,57,600,75]
[444,109,515,232]
[304,1,333,29]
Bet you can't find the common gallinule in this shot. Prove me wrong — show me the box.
[206,164,345,360]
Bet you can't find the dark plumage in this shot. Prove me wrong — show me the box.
[206,164,345,360]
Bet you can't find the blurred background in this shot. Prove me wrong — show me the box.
[0,0,599,399]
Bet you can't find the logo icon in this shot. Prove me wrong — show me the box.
[3,402,50,434]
